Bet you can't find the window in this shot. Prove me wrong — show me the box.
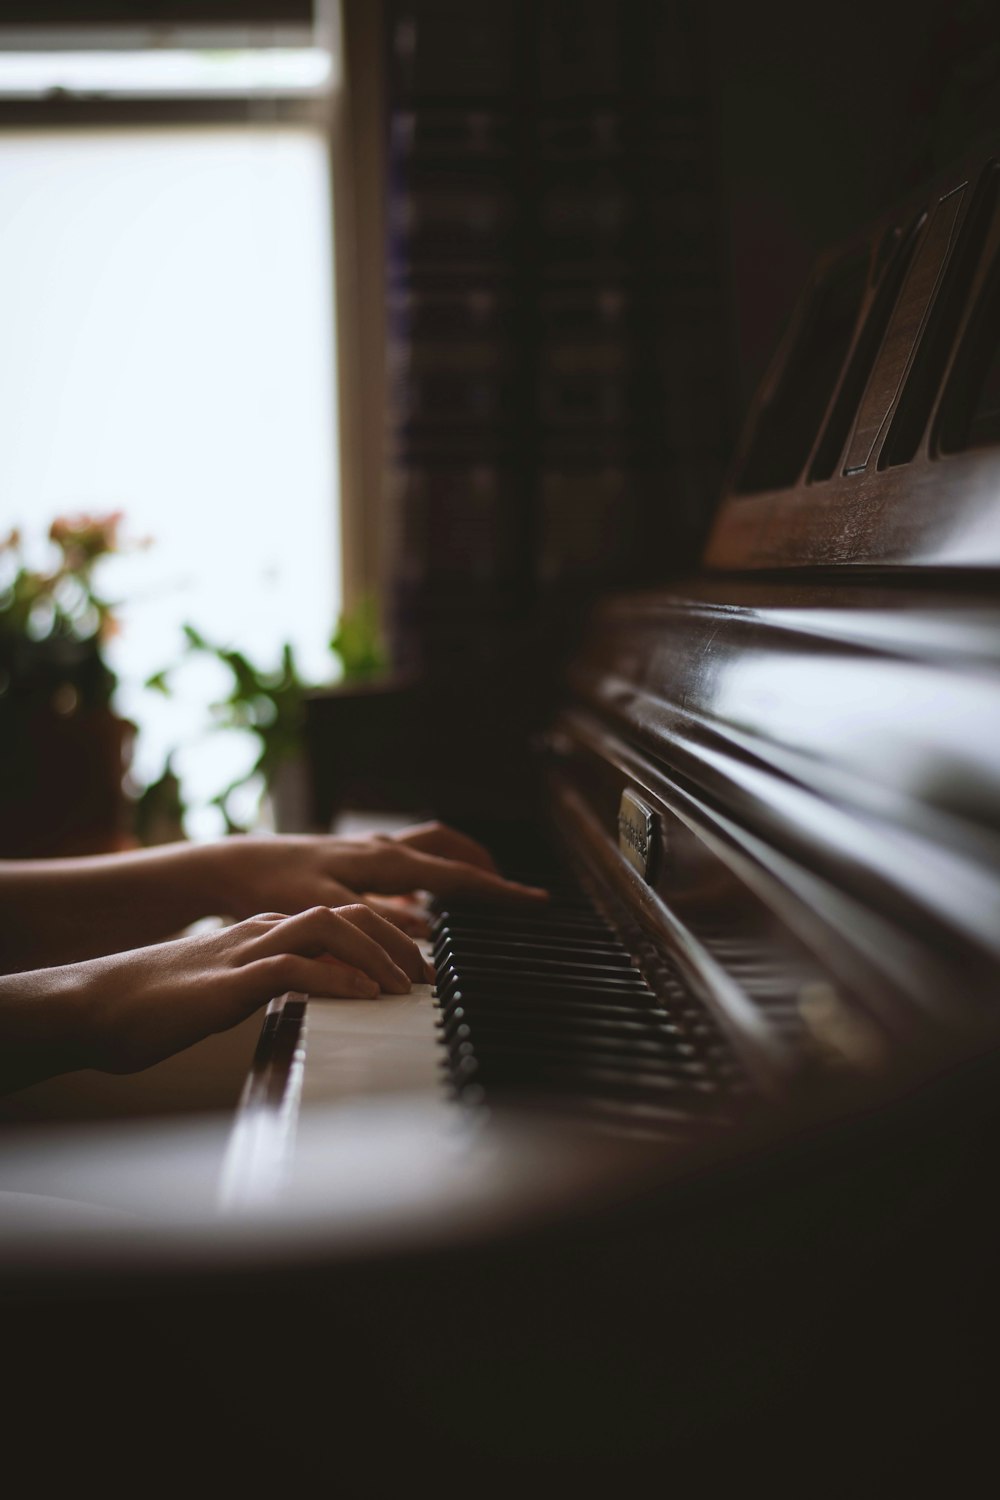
[0,39,340,835]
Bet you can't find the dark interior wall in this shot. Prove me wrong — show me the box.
[383,0,734,684]
[706,0,1000,414]
[306,0,737,824]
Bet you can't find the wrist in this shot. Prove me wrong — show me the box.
[192,836,247,919]
[135,840,221,926]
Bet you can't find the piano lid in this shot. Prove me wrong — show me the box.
[706,138,1000,570]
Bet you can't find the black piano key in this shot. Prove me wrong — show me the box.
[437,950,638,979]
[441,1010,696,1052]
[433,930,629,957]
[445,1034,712,1078]
[440,1006,688,1046]
[434,932,631,959]
[441,995,684,1029]
[439,997,688,1037]
[436,955,648,986]
[434,945,643,975]
[435,925,629,948]
[438,924,620,949]
[453,1053,720,1103]
[437,974,651,1005]
[436,911,617,937]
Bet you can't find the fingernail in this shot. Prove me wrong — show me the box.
[423,960,436,983]
[354,975,379,997]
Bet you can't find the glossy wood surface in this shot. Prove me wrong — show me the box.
[546,571,1000,1099]
[707,140,1000,569]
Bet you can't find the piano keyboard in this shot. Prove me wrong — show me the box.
[432,860,747,1137]
[226,836,753,1203]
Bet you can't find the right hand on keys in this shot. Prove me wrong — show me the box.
[0,904,432,1090]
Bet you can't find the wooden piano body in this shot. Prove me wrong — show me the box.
[4,139,1000,1489]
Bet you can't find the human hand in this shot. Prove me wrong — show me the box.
[208,822,547,936]
[0,904,432,1086]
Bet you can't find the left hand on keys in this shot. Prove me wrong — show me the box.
[208,821,548,937]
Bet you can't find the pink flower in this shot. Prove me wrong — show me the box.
[49,511,125,563]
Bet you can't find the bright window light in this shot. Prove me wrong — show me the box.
[0,126,340,837]
[0,48,334,98]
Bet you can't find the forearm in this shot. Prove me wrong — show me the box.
[0,843,221,973]
[0,962,95,1091]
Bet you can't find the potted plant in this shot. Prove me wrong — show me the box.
[0,514,138,856]
[147,625,314,833]
[147,597,390,833]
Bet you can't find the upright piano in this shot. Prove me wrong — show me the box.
[6,138,1000,1489]
[240,133,1000,1156]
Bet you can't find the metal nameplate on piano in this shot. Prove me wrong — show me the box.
[617,789,658,881]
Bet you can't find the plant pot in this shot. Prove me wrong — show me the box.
[263,753,314,834]
[0,691,134,858]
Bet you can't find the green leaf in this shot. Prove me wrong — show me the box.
[329,594,387,681]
